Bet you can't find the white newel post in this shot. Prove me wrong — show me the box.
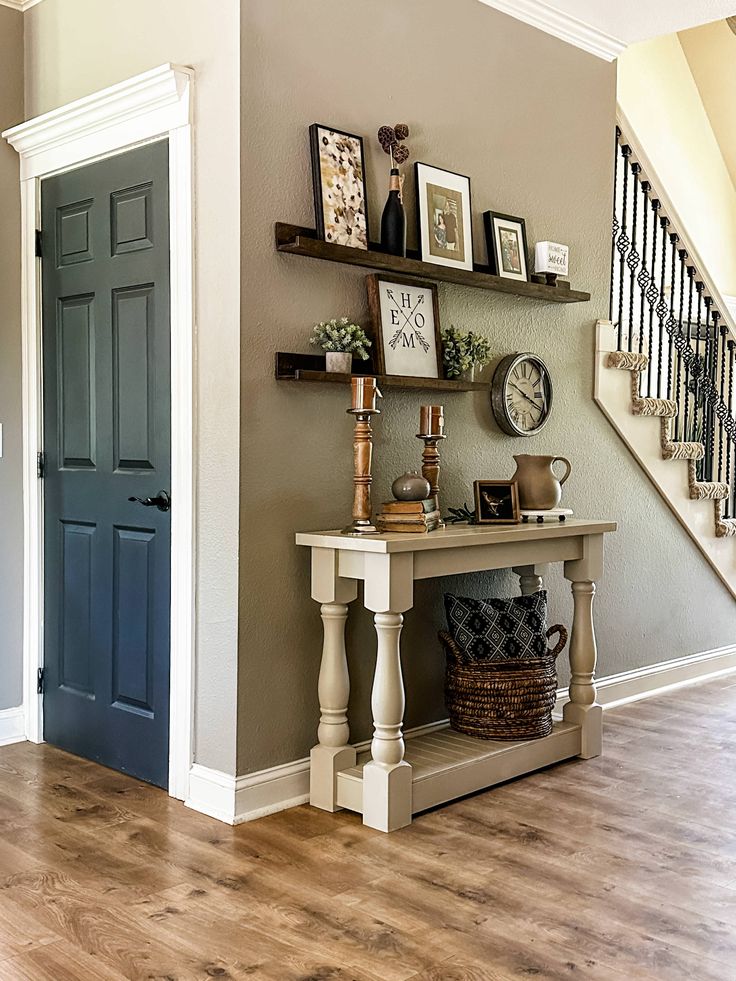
[362,552,414,832]
[563,535,603,758]
[309,549,358,811]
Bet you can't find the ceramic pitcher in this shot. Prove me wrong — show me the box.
[511,454,572,510]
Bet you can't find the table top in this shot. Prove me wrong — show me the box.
[296,519,617,554]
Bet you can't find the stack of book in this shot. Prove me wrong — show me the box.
[376,497,441,534]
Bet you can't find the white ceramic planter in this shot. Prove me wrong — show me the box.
[326,352,353,374]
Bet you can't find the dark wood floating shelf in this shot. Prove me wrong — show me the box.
[275,353,487,392]
[275,223,591,304]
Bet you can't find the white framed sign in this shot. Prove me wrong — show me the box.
[366,274,442,378]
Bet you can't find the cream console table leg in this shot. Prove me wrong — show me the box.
[309,549,358,812]
[362,552,414,833]
[563,536,604,759]
[513,564,548,595]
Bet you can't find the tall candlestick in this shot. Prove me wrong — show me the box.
[416,422,447,526]
[344,379,382,535]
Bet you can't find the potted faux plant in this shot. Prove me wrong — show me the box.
[309,318,372,373]
[441,326,492,381]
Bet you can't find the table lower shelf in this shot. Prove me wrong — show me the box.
[335,721,582,816]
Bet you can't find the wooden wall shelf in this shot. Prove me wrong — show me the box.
[275,353,487,392]
[275,223,591,304]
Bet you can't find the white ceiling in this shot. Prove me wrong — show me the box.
[479,0,736,60]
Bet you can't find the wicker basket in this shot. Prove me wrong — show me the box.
[440,625,568,741]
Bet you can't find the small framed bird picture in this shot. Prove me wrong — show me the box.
[366,274,442,378]
[474,480,521,524]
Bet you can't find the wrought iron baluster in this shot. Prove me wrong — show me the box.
[674,249,687,440]
[707,307,720,481]
[616,144,632,350]
[718,323,727,484]
[656,215,670,398]
[683,265,694,443]
[729,340,735,518]
[694,283,704,476]
[610,127,621,321]
[627,162,641,352]
[703,298,714,480]
[637,181,651,356]
[667,232,679,401]
[647,199,661,397]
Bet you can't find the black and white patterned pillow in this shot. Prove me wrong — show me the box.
[444,591,548,662]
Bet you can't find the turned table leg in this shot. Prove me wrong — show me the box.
[362,611,412,832]
[310,550,358,812]
[562,580,601,757]
[513,564,548,595]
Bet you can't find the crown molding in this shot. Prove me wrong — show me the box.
[0,0,45,11]
[3,63,192,179]
[477,0,626,61]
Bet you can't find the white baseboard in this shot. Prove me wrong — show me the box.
[558,642,736,713]
[0,706,26,747]
[185,645,736,825]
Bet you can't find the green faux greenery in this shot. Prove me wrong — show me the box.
[441,326,493,378]
[309,318,372,359]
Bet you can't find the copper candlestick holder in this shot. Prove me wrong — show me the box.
[343,379,381,535]
[416,431,447,527]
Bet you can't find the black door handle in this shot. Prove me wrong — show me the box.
[128,490,171,513]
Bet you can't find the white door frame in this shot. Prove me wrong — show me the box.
[2,64,196,800]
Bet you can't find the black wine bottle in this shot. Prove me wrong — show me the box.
[380,168,406,257]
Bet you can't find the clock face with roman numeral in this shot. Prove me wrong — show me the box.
[491,353,553,436]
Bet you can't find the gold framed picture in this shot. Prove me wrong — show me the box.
[474,480,521,524]
[415,162,473,271]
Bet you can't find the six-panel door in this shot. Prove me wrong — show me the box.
[41,141,172,789]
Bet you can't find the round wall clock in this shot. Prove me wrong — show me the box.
[491,352,553,437]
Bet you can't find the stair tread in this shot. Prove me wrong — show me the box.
[633,397,678,418]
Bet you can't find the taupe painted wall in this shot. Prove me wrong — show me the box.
[25,0,242,774]
[0,7,24,711]
[239,0,736,774]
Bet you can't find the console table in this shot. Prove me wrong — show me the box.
[296,519,616,832]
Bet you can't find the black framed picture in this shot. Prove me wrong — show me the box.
[415,162,473,271]
[309,123,370,250]
[483,211,530,282]
[366,274,442,378]
[474,480,521,524]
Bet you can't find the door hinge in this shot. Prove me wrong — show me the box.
[35,230,43,259]
[37,451,45,479]
[37,668,45,695]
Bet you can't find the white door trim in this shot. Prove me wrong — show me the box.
[2,64,196,801]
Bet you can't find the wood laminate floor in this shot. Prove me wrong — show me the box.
[2,677,736,980]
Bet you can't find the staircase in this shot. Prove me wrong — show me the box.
[595,125,736,598]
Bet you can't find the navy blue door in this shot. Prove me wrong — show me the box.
[41,141,171,788]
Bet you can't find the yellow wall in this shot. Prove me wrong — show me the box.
[618,32,736,296]
[680,20,736,194]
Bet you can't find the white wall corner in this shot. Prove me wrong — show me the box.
[477,0,626,62]
[0,707,26,747]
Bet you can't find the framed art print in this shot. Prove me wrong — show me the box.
[483,211,530,282]
[309,123,370,250]
[366,274,442,378]
[474,480,521,524]
[415,162,473,271]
